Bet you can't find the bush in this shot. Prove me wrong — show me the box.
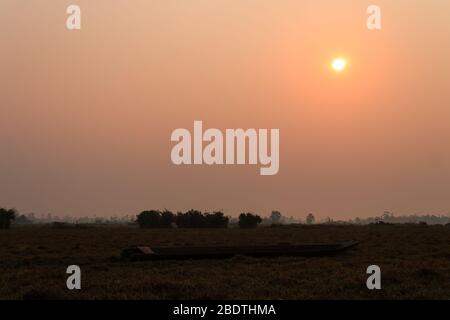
[136,210,163,228]
[176,210,205,228]
[0,208,17,229]
[161,210,175,227]
[204,211,229,228]
[306,213,315,225]
[238,213,262,228]
[269,211,282,224]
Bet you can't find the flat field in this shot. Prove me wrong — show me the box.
[1,224,450,299]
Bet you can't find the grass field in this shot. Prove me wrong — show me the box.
[1,224,450,299]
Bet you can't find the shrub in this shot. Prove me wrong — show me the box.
[0,208,17,229]
[270,211,282,224]
[136,210,163,228]
[176,210,205,228]
[238,213,262,228]
[161,210,175,228]
[306,213,315,225]
[204,211,229,228]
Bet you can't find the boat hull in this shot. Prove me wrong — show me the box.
[121,241,359,261]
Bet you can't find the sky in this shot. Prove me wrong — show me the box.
[1,0,449,219]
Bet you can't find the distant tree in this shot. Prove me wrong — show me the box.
[0,208,17,229]
[161,210,175,228]
[238,213,262,228]
[175,210,205,228]
[136,210,162,228]
[270,211,282,224]
[204,211,229,228]
[306,213,315,225]
[175,211,188,228]
[187,210,206,228]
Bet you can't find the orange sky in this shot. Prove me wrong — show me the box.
[1,1,449,219]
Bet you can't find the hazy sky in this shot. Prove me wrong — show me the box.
[1,1,449,219]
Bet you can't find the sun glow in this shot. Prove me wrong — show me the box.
[331,58,347,72]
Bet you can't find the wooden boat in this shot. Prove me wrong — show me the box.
[121,241,359,261]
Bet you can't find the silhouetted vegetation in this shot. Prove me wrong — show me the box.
[238,213,262,228]
[176,210,205,228]
[269,211,282,224]
[0,208,17,229]
[136,210,229,228]
[348,211,450,225]
[204,211,229,228]
[306,213,315,225]
[161,210,175,227]
[137,210,165,228]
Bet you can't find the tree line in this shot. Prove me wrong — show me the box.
[136,210,263,229]
[0,207,299,229]
[0,207,314,229]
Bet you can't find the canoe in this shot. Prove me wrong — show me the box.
[121,240,358,261]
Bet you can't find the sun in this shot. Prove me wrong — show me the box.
[331,58,347,72]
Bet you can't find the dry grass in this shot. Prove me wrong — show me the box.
[1,224,450,299]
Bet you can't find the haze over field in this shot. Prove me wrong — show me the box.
[1,1,449,219]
